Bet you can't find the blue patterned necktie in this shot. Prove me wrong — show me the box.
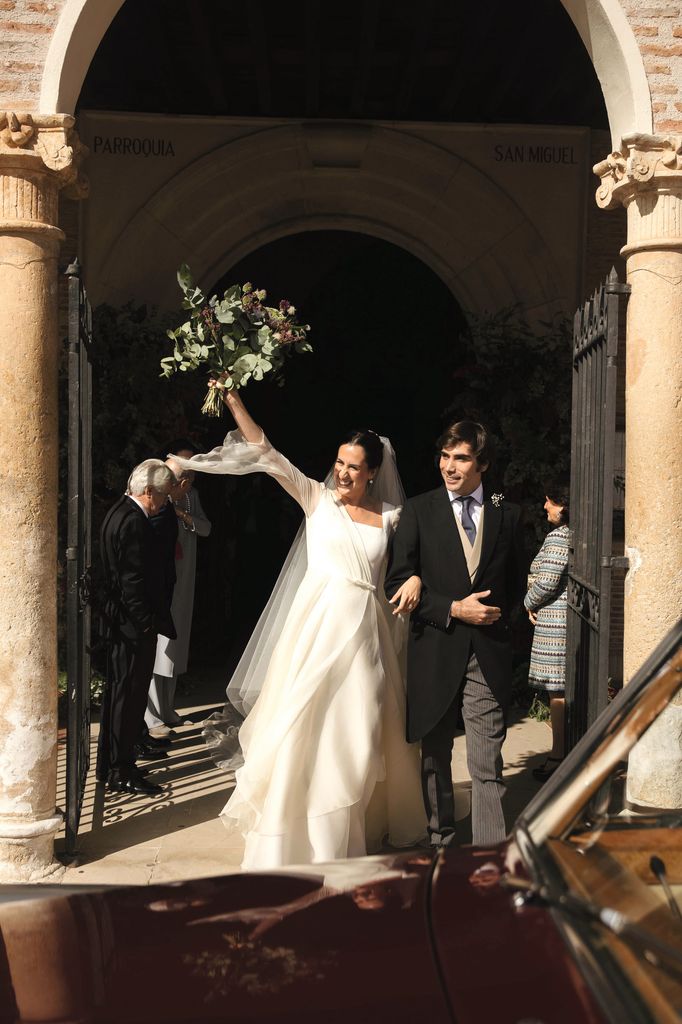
[456,495,477,546]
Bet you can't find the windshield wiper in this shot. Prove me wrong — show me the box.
[502,874,682,976]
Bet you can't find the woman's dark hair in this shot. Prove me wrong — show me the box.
[340,429,384,470]
[545,479,570,524]
[436,420,493,469]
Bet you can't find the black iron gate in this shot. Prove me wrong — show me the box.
[565,268,629,749]
[65,258,93,854]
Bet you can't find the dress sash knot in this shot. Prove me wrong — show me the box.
[348,578,376,592]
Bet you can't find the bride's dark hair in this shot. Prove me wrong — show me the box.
[341,429,384,470]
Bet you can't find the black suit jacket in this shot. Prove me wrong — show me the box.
[150,499,179,610]
[100,495,176,644]
[385,487,527,741]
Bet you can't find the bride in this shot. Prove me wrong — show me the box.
[176,389,426,869]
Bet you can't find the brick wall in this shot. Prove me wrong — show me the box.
[0,1,64,110]
[626,0,682,132]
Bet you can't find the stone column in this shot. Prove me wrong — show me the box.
[595,134,682,809]
[0,113,86,880]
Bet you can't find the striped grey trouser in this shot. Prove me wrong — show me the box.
[421,653,507,847]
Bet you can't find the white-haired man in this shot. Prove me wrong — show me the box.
[97,459,177,796]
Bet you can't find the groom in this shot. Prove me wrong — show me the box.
[385,421,527,847]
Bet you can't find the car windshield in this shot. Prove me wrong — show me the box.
[514,627,682,1020]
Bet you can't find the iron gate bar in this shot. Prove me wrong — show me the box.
[65,258,93,855]
[565,268,630,750]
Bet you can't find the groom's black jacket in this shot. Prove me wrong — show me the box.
[385,487,527,742]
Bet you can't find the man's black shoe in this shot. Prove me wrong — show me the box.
[106,773,129,793]
[125,774,162,796]
[134,743,168,761]
[107,772,162,796]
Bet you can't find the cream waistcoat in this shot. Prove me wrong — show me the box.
[453,504,486,582]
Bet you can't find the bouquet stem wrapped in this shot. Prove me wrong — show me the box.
[161,265,312,416]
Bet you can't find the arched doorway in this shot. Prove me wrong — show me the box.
[189,230,466,666]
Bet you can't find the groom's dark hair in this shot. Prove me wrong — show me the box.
[437,420,492,470]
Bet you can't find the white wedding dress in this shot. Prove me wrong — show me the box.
[179,430,426,870]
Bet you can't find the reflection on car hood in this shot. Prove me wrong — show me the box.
[0,851,450,1024]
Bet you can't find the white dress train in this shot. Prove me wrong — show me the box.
[194,431,426,869]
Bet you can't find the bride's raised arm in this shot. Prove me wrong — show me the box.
[173,389,323,517]
[221,389,264,444]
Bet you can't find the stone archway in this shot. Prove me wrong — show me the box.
[559,0,652,143]
[86,120,568,321]
[39,0,125,116]
[41,0,653,144]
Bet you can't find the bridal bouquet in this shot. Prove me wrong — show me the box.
[161,264,312,416]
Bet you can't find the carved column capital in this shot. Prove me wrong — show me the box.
[594,133,682,209]
[0,112,88,188]
[0,113,88,239]
[594,133,682,257]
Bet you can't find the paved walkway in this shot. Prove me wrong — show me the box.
[56,675,552,886]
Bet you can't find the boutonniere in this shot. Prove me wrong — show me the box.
[490,493,504,507]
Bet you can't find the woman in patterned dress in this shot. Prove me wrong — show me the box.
[524,483,570,781]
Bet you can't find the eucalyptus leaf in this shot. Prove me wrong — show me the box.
[177,263,193,293]
[215,308,235,325]
[233,353,257,372]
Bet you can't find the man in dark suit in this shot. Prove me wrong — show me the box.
[97,459,177,795]
[385,421,527,847]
